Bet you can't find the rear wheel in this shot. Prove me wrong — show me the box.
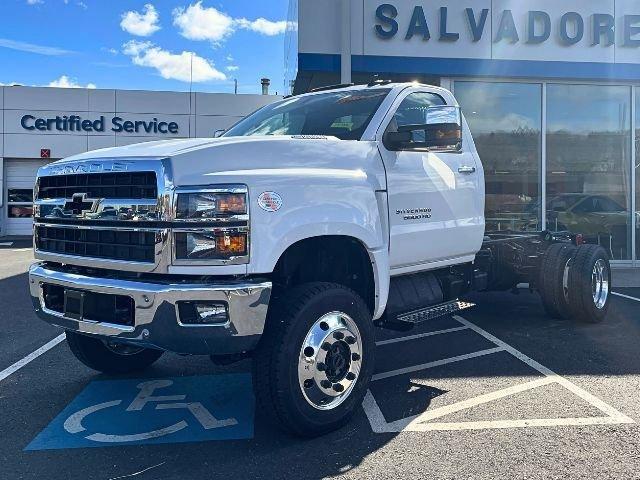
[567,244,611,324]
[66,331,164,374]
[252,282,374,437]
[538,243,576,319]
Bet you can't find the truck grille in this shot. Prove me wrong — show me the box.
[35,225,157,263]
[37,172,157,200]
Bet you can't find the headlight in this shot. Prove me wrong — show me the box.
[173,186,249,264]
[176,191,247,220]
[174,231,248,260]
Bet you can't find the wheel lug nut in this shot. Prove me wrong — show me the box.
[351,353,360,361]
[345,336,356,345]
[321,342,331,351]
[346,372,356,381]
[333,331,344,340]
[320,380,331,389]
[316,362,326,371]
[333,383,344,392]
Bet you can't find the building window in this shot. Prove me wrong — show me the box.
[7,189,34,218]
[454,82,542,232]
[547,84,632,260]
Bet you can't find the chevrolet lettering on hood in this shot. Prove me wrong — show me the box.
[47,161,131,175]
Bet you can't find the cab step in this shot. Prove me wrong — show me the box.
[375,300,475,331]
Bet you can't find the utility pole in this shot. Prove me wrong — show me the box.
[234,78,238,94]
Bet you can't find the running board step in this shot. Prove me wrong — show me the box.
[398,300,475,324]
[376,300,475,331]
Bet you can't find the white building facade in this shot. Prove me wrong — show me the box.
[0,86,277,236]
[290,0,640,267]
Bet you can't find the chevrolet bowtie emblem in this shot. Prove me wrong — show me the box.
[64,193,97,215]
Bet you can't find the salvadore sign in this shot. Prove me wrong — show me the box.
[21,114,179,134]
[361,0,640,66]
[375,5,639,47]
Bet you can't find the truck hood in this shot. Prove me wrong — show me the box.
[58,137,256,161]
[55,135,387,190]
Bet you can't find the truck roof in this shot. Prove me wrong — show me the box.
[293,81,451,100]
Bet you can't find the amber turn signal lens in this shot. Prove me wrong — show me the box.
[215,234,246,255]
[217,194,246,215]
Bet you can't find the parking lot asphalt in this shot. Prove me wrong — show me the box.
[1,248,639,480]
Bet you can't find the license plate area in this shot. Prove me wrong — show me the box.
[42,284,135,327]
[64,289,85,320]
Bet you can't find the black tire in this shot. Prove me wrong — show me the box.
[567,244,611,324]
[252,282,375,437]
[65,331,163,374]
[538,243,576,319]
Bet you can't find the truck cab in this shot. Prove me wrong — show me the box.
[28,82,611,437]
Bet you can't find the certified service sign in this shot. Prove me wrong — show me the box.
[257,192,283,212]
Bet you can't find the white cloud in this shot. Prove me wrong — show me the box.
[120,4,161,37]
[226,54,233,62]
[76,1,87,9]
[122,40,225,82]
[0,38,73,56]
[173,2,234,42]
[172,2,290,43]
[48,75,96,89]
[236,18,288,36]
[226,65,239,72]
[27,0,44,5]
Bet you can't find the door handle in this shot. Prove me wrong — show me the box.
[458,166,476,174]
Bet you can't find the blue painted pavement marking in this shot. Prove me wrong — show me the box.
[26,374,254,450]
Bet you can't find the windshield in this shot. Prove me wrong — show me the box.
[224,89,391,140]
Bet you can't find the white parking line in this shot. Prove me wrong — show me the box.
[375,326,469,346]
[371,347,503,381]
[364,315,634,433]
[612,292,640,303]
[0,334,65,383]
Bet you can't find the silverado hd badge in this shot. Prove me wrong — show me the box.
[258,192,283,212]
[396,208,432,220]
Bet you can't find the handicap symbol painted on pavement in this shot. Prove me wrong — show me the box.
[26,374,254,450]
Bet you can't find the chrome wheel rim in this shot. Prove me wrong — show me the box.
[592,259,609,310]
[104,341,145,356]
[298,311,363,411]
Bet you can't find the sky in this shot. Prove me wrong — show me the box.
[0,0,293,94]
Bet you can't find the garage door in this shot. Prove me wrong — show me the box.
[4,159,51,236]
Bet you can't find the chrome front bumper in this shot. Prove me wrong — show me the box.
[28,262,271,355]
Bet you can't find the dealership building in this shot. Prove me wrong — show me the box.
[288,0,640,267]
[0,87,276,236]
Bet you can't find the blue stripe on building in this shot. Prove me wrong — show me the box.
[299,53,640,82]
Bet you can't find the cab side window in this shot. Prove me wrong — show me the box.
[387,92,446,142]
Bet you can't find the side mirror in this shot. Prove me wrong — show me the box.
[383,130,412,150]
[384,106,463,152]
[213,129,226,138]
[423,105,462,152]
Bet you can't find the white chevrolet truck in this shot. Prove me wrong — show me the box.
[29,82,611,437]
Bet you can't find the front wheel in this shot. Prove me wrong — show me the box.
[66,331,164,374]
[252,282,375,437]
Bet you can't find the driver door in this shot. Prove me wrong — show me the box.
[378,90,484,272]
